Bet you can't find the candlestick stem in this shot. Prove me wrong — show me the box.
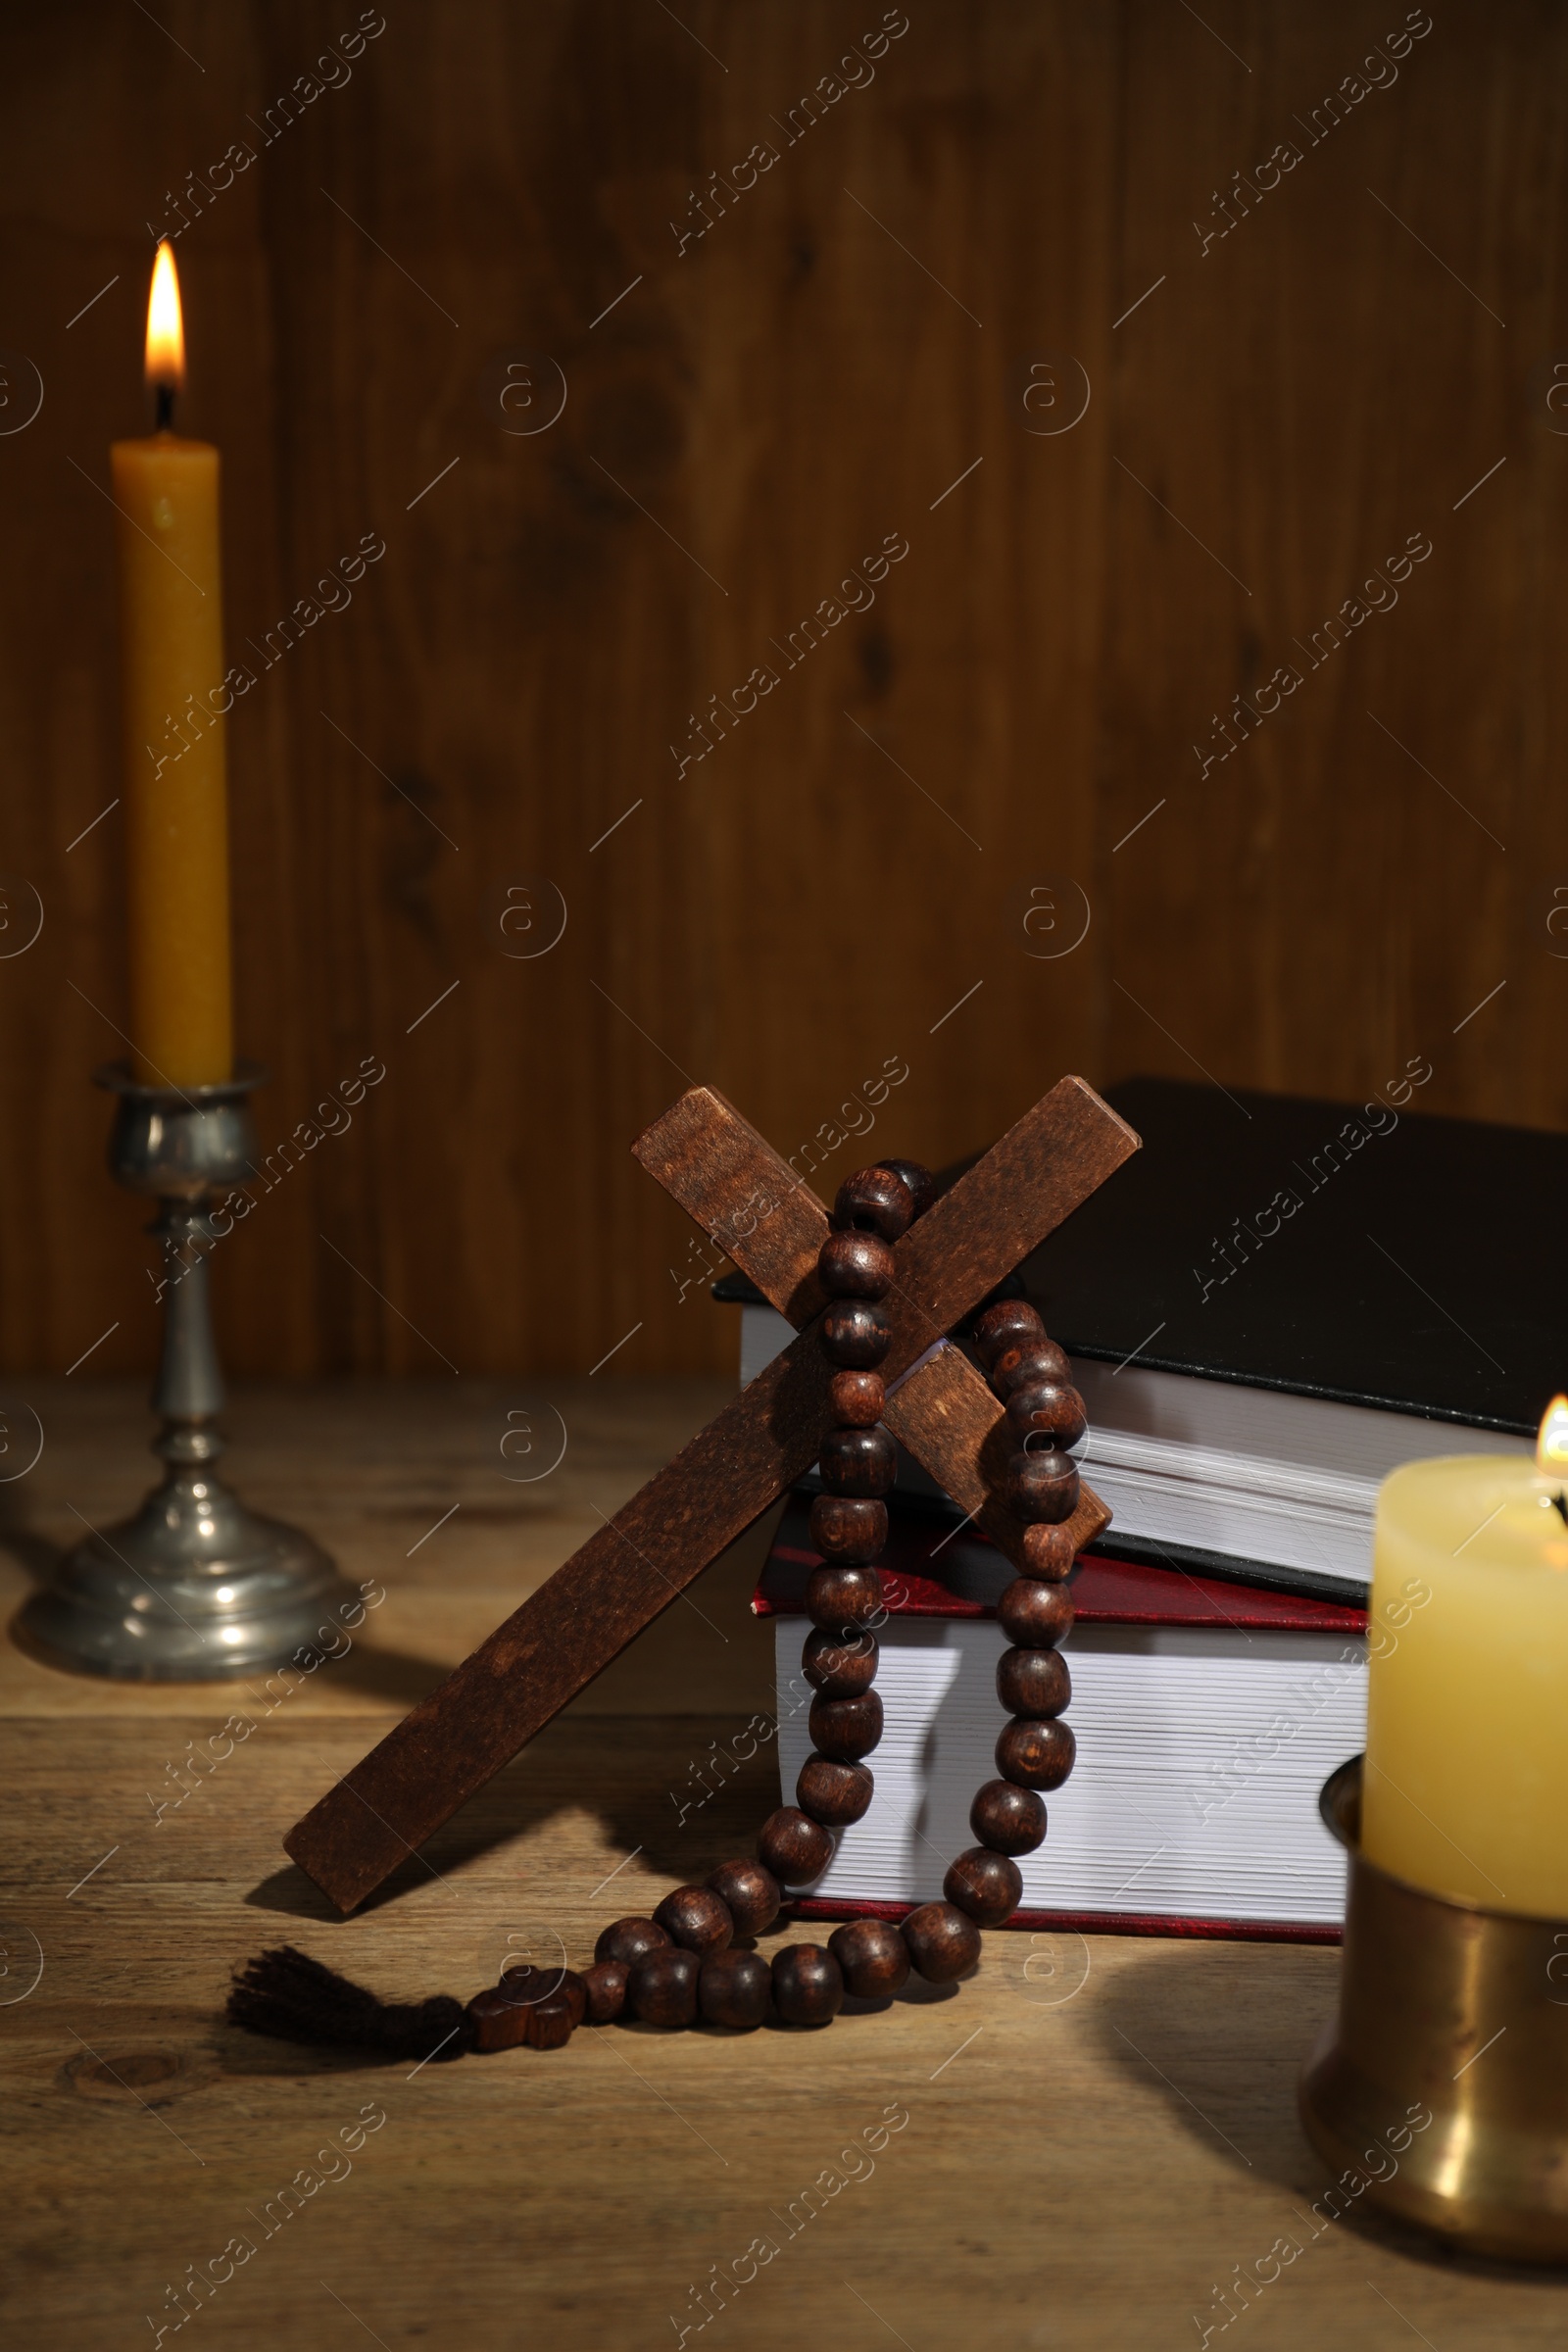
[20,1066,353,1680]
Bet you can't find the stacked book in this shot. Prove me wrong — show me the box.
[721,1077,1552,1940]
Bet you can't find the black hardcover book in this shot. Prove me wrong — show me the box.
[718,1076,1561,1601]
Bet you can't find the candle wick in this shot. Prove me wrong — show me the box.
[155,381,175,432]
[1553,1490,1568,1528]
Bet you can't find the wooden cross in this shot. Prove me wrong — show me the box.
[285,1077,1140,1912]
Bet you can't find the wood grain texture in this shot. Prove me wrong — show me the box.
[632,1085,831,1323]
[2,1382,1565,2347]
[290,1077,1134,1906]
[6,4,1567,1385]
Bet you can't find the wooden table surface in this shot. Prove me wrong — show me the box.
[1,1378,1562,2349]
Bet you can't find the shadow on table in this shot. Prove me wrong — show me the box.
[1087,1938,1568,2278]
[251,1711,793,1918]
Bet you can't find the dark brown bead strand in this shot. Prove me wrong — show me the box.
[819,1299,892,1368]
[997,1719,1076,1790]
[997,1648,1071,1720]
[699,1947,772,2030]
[580,1961,629,2023]
[628,1947,702,2028]
[903,1900,982,1984]
[802,1626,879,1697]
[594,1917,670,1968]
[572,1156,1089,2044]
[972,1298,1045,1367]
[828,1918,910,1999]
[828,1369,884,1427]
[998,1578,1074,1646]
[1000,1447,1081,1524]
[819,1425,897,1496]
[1005,1380,1088,1449]
[832,1166,914,1242]
[797,1755,874,1826]
[706,1859,780,1938]
[772,1942,844,2026]
[654,1885,734,1958]
[758,1806,834,1886]
[1019,1522,1078,1581]
[808,1690,884,1760]
[805,1563,883,1633]
[817,1229,895,1298]
[971,1778,1047,1855]
[944,1847,1023,1928]
[808,1494,887,1563]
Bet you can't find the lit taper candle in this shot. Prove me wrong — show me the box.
[111,238,233,1087]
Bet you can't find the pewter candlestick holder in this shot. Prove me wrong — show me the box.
[21,1062,352,1680]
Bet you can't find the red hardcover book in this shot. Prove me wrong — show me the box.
[755,1495,1367,1944]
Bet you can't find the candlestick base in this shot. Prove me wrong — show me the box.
[1298,1757,1568,2265]
[19,1064,356,1682]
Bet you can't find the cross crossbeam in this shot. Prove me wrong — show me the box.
[283,1076,1139,1912]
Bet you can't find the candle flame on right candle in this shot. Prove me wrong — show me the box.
[145,239,185,396]
[1536,1394,1568,1475]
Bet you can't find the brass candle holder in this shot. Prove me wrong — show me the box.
[20,1063,352,1680]
[1299,1756,1568,2264]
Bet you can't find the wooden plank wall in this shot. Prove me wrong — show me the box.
[0,0,1562,1381]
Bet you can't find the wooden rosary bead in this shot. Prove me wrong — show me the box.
[997,1647,1071,1720]
[1001,1447,1080,1525]
[495,1961,588,2028]
[654,1884,735,1958]
[797,1754,874,1826]
[580,1960,629,2023]
[805,1562,883,1634]
[944,1847,1023,1928]
[525,1992,577,2049]
[595,1916,672,1968]
[1005,1379,1088,1449]
[902,1899,982,1984]
[819,1299,892,1368]
[808,1494,888,1565]
[817,1229,895,1300]
[997,1718,1076,1790]
[698,1947,772,2031]
[771,1942,844,2026]
[991,1339,1072,1397]
[628,1947,702,2028]
[759,1805,834,1886]
[997,1576,1075,1646]
[828,1369,885,1427]
[972,1298,1045,1368]
[1018,1522,1078,1581]
[808,1690,884,1761]
[466,1983,533,2053]
[832,1165,914,1243]
[801,1626,879,1697]
[706,1858,781,1938]
[970,1778,1047,1854]
[818,1424,898,1497]
[827,1917,910,1999]
[877,1157,936,1220]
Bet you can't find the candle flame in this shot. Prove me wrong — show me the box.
[145,240,185,396]
[1537,1395,1568,1475]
